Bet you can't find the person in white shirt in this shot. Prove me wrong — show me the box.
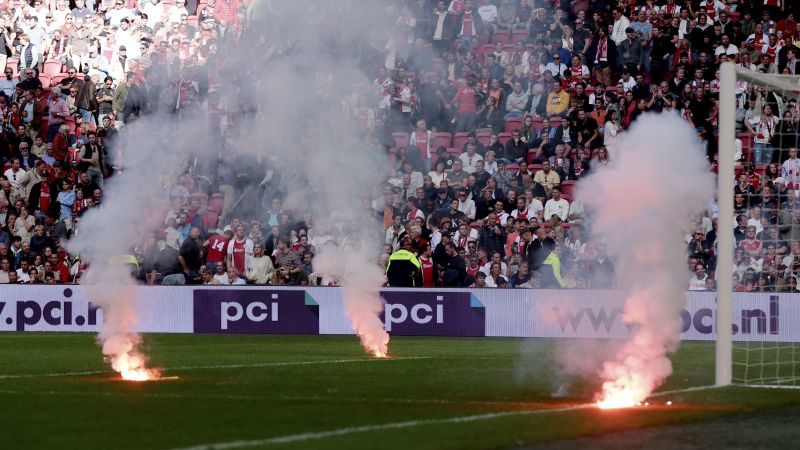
[459,143,483,174]
[477,2,498,30]
[457,190,476,219]
[543,188,570,221]
[0,67,18,97]
[781,148,800,191]
[714,34,739,61]
[226,268,247,285]
[610,7,631,46]
[619,71,636,91]
[688,263,709,290]
[4,158,25,189]
[213,262,228,284]
[544,57,567,78]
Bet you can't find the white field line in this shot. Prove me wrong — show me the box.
[649,385,723,398]
[740,384,800,390]
[0,357,432,380]
[164,385,749,450]
[168,404,595,450]
[0,388,544,408]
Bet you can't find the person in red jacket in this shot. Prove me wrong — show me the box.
[52,124,70,162]
[448,77,478,132]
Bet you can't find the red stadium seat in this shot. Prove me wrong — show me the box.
[506,163,519,172]
[560,180,577,198]
[431,132,452,148]
[5,58,17,75]
[38,74,51,89]
[43,60,62,76]
[529,164,543,175]
[51,74,68,86]
[497,132,512,145]
[476,31,490,47]
[446,147,461,157]
[209,193,225,214]
[505,117,523,132]
[204,211,220,230]
[392,132,409,149]
[475,130,491,146]
[188,15,199,28]
[511,29,528,44]
[452,132,470,150]
[490,30,510,45]
[476,44,494,64]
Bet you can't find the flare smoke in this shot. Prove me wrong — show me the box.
[571,114,715,405]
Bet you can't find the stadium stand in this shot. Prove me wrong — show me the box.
[0,0,797,292]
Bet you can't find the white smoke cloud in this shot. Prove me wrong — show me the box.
[68,0,398,373]
[564,113,715,404]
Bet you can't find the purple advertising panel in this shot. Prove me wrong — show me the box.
[193,289,319,334]
[380,291,485,336]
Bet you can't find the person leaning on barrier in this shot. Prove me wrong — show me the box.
[539,243,566,289]
[386,236,423,287]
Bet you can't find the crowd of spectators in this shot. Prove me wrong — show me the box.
[374,0,800,291]
[0,0,798,291]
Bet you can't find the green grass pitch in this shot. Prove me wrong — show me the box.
[2,334,800,450]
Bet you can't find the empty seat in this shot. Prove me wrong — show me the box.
[560,180,577,198]
[505,117,523,132]
[431,132,452,148]
[452,132,470,150]
[209,193,225,214]
[511,29,529,44]
[392,132,409,149]
[476,130,491,146]
[42,60,62,76]
[490,30,510,45]
[497,132,512,145]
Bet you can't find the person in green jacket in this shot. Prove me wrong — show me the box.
[386,237,423,287]
[540,244,566,288]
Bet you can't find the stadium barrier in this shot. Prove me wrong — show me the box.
[0,286,793,341]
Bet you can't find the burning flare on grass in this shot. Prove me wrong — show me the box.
[573,114,714,408]
[83,265,161,382]
[316,245,390,358]
[103,333,161,381]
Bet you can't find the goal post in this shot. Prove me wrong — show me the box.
[716,62,736,386]
[718,66,800,388]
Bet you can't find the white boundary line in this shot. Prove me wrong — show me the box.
[168,404,594,450]
[164,384,767,450]
[0,357,431,380]
[0,388,544,408]
[739,384,800,390]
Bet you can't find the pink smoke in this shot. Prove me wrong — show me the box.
[573,114,714,406]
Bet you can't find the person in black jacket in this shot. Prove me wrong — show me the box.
[442,242,466,286]
[386,237,423,287]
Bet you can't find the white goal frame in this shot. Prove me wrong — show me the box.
[717,64,800,386]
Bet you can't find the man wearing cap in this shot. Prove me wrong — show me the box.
[617,26,642,75]
[110,46,128,82]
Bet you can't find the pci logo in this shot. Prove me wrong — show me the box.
[0,288,100,331]
[380,291,485,336]
[549,295,780,336]
[193,289,319,334]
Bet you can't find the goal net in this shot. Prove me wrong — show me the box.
[720,65,800,388]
